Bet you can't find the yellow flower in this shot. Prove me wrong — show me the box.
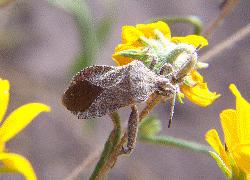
[205,84,250,178]
[112,21,207,65]
[112,21,219,106]
[0,78,51,180]
[180,71,220,106]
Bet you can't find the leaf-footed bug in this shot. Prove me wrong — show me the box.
[62,50,197,154]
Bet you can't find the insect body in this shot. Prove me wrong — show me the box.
[62,60,175,118]
[62,60,177,153]
[62,48,197,153]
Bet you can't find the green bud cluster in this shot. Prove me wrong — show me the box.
[117,30,208,87]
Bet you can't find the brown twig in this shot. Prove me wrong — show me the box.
[204,0,239,38]
[64,149,101,180]
[200,22,250,63]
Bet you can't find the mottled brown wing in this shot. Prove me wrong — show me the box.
[62,65,115,112]
[62,61,163,119]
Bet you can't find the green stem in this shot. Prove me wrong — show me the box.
[152,16,203,35]
[48,0,98,73]
[71,0,98,73]
[89,112,121,180]
[209,151,231,178]
[139,135,211,155]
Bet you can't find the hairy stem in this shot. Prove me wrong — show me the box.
[139,93,162,122]
[139,135,211,155]
[209,151,231,178]
[89,112,121,180]
[99,93,163,168]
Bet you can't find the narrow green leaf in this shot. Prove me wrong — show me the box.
[96,16,114,46]
[48,0,98,75]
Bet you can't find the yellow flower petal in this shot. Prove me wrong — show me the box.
[205,129,230,168]
[233,144,250,174]
[181,71,220,106]
[206,84,250,176]
[171,35,208,48]
[136,21,171,40]
[0,103,50,142]
[0,79,10,123]
[0,142,5,152]
[112,44,139,66]
[0,152,36,180]
[112,53,133,66]
[220,109,240,149]
[189,70,203,83]
[229,84,250,144]
[205,129,225,155]
[121,26,144,44]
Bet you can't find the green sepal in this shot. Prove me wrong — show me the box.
[209,151,232,178]
[118,50,149,61]
[196,62,209,69]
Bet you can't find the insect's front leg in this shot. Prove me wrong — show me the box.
[122,104,139,154]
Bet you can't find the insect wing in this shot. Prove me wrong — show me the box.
[62,65,115,113]
[63,61,162,119]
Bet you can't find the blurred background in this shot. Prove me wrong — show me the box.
[0,0,249,179]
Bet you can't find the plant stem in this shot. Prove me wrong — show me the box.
[71,0,98,73]
[89,92,164,179]
[152,16,203,35]
[204,0,239,38]
[48,0,98,73]
[139,135,211,155]
[200,22,250,63]
[139,93,162,122]
[89,112,121,180]
[209,151,231,178]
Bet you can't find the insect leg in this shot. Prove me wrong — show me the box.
[122,104,139,154]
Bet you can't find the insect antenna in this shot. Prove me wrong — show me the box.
[168,90,176,128]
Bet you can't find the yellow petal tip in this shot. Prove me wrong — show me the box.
[229,84,241,98]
